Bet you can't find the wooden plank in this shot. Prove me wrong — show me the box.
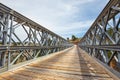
[0,45,115,80]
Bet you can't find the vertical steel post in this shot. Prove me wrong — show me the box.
[8,13,14,70]
[1,13,9,67]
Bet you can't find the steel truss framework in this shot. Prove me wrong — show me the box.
[79,0,120,73]
[0,3,71,72]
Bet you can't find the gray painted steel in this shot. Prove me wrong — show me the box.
[0,3,72,72]
[79,0,120,77]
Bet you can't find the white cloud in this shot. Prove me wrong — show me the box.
[50,20,93,33]
[55,20,93,38]
[0,0,109,39]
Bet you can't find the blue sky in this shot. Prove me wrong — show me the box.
[0,0,109,39]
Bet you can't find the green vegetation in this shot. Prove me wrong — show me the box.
[67,35,81,44]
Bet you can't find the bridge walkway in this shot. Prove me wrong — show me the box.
[0,46,114,80]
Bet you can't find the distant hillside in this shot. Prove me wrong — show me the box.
[67,35,81,44]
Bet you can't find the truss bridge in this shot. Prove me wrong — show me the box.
[0,0,120,80]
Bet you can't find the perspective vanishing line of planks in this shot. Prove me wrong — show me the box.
[0,45,115,80]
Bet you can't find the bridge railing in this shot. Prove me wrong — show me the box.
[0,3,71,73]
[79,0,120,74]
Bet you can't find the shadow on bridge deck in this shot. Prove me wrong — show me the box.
[0,45,115,80]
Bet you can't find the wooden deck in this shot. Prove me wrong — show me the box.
[0,45,115,80]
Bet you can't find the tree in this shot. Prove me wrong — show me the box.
[67,37,69,41]
[72,35,77,41]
